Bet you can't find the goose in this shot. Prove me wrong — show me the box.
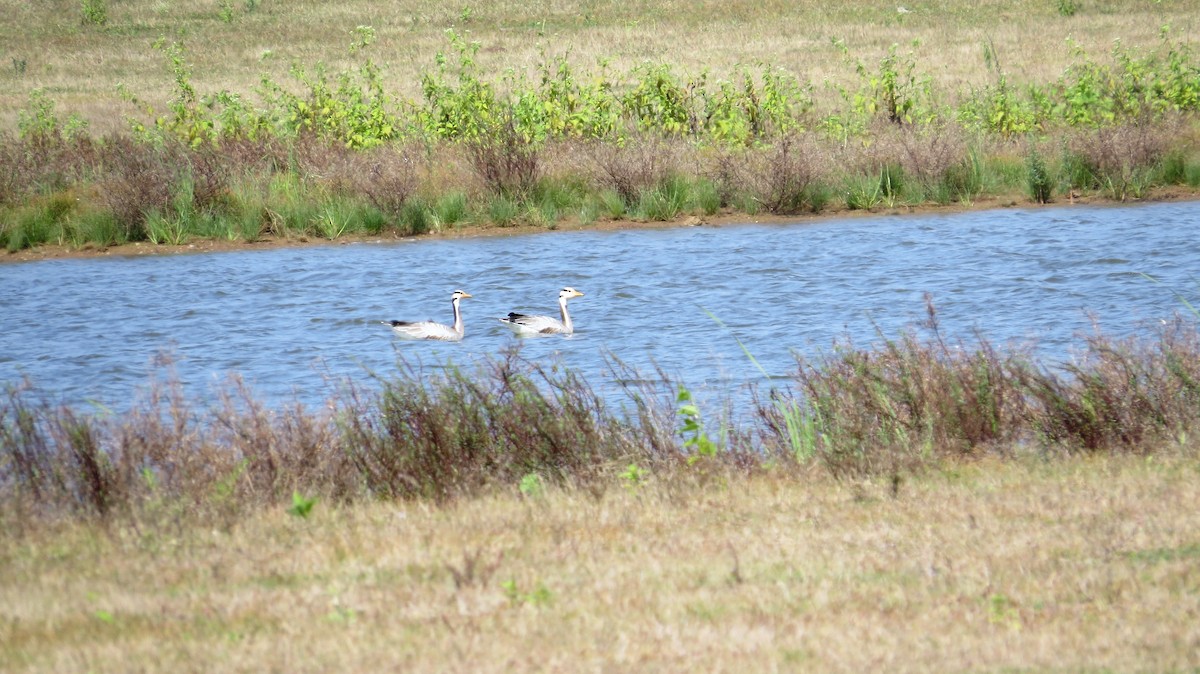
[499,287,585,336]
[381,290,472,341]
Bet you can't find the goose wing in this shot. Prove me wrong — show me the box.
[384,320,463,341]
[498,313,567,335]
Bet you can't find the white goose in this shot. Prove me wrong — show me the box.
[499,287,585,336]
[381,290,472,341]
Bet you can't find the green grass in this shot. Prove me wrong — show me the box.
[486,194,521,227]
[398,199,432,235]
[432,192,469,228]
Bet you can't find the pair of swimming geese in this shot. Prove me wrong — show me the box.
[381,287,585,341]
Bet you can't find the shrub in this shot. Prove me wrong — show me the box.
[464,115,541,197]
[1026,146,1053,203]
[736,133,828,214]
[583,135,688,206]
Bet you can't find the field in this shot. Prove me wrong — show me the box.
[1,0,1196,129]
[4,451,1199,672]
[1,0,1199,254]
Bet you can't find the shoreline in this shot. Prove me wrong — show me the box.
[6,189,1199,265]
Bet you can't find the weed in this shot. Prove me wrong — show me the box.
[315,199,360,239]
[18,90,88,142]
[619,463,649,489]
[879,163,905,201]
[518,473,545,499]
[336,349,653,501]
[218,0,236,23]
[286,491,317,519]
[940,151,985,204]
[595,189,627,219]
[1,29,1198,253]
[1026,146,1053,203]
[844,174,883,210]
[79,0,107,26]
[677,385,719,464]
[144,211,189,246]
[5,313,1200,523]
[445,548,505,590]
[692,178,721,215]
[398,200,432,235]
[636,176,690,221]
[502,579,553,607]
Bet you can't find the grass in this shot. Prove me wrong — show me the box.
[1,449,1197,672]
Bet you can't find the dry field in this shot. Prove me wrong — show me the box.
[3,449,1199,672]
[1,0,1194,133]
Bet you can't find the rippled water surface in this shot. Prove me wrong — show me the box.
[2,201,1198,410]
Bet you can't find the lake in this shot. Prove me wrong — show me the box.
[2,201,1197,411]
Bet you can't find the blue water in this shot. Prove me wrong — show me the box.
[2,201,1198,411]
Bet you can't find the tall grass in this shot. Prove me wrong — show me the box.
[337,351,653,501]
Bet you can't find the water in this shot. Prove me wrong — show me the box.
[2,201,1198,411]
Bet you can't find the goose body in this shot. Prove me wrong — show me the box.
[382,290,472,341]
[499,287,585,336]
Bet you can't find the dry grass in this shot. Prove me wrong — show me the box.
[2,448,1198,672]
[0,0,1192,134]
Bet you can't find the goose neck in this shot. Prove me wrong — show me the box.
[559,296,573,333]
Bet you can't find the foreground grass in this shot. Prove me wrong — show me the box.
[2,449,1198,672]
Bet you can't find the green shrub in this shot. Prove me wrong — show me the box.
[1026,147,1053,203]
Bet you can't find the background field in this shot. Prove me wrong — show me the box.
[2,0,1196,132]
